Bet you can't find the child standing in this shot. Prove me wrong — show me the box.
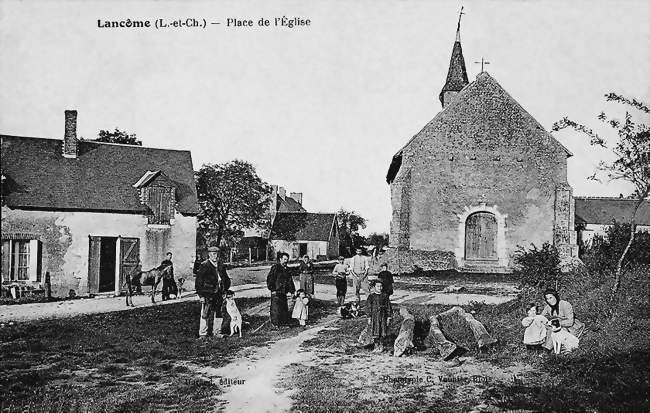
[292,289,310,327]
[332,256,350,306]
[366,281,392,352]
[376,263,394,296]
[521,303,548,347]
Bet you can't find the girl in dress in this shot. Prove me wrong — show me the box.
[292,289,310,327]
[366,280,392,352]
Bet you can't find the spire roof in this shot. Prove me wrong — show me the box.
[439,19,469,105]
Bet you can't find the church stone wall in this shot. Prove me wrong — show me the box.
[388,130,570,273]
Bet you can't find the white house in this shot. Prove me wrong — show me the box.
[1,110,199,297]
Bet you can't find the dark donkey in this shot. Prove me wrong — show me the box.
[124,265,172,306]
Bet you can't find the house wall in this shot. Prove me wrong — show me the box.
[1,207,196,297]
[327,235,340,259]
[579,223,650,245]
[270,240,331,260]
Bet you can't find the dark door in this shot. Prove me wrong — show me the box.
[99,237,117,292]
[465,212,497,260]
[119,238,140,293]
[299,243,308,257]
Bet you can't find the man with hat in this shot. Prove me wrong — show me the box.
[195,246,231,339]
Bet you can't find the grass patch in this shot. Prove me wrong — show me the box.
[0,296,326,412]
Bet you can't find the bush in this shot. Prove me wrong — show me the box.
[512,242,561,297]
[582,220,650,276]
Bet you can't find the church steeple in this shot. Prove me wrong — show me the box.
[439,8,469,108]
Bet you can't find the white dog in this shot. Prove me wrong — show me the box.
[225,292,242,337]
[549,319,579,354]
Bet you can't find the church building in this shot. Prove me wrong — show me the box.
[384,21,578,273]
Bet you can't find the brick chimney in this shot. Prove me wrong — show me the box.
[278,186,286,200]
[62,110,78,158]
[289,192,303,205]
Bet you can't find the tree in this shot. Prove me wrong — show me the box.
[552,93,649,302]
[367,232,389,250]
[336,208,367,252]
[195,160,272,248]
[95,128,142,146]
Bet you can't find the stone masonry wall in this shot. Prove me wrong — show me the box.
[386,74,574,273]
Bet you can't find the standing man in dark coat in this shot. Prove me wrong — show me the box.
[159,252,175,301]
[195,246,231,339]
[267,252,296,327]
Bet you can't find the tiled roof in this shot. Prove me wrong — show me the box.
[387,72,572,183]
[575,197,650,226]
[277,195,306,212]
[439,40,469,105]
[270,212,337,241]
[1,135,199,215]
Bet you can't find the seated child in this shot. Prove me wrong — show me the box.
[292,289,310,327]
[521,303,548,347]
[549,319,580,354]
[338,302,360,319]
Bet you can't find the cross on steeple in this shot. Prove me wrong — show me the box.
[474,57,490,72]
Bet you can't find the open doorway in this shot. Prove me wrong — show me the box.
[89,236,140,295]
[299,243,308,258]
[98,237,117,292]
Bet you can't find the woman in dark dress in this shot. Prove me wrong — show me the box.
[267,252,296,326]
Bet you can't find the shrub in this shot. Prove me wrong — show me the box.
[512,242,561,296]
[581,220,650,276]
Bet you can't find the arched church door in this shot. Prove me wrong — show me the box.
[465,212,497,260]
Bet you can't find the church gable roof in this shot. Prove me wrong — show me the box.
[387,72,572,183]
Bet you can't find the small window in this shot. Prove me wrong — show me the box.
[1,239,41,281]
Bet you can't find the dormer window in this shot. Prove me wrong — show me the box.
[133,170,177,226]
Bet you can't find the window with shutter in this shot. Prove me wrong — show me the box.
[1,238,42,281]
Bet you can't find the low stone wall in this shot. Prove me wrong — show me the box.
[377,248,457,274]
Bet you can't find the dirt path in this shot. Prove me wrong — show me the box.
[0,281,517,323]
[178,316,340,413]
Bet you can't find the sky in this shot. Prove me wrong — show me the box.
[1,0,648,235]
